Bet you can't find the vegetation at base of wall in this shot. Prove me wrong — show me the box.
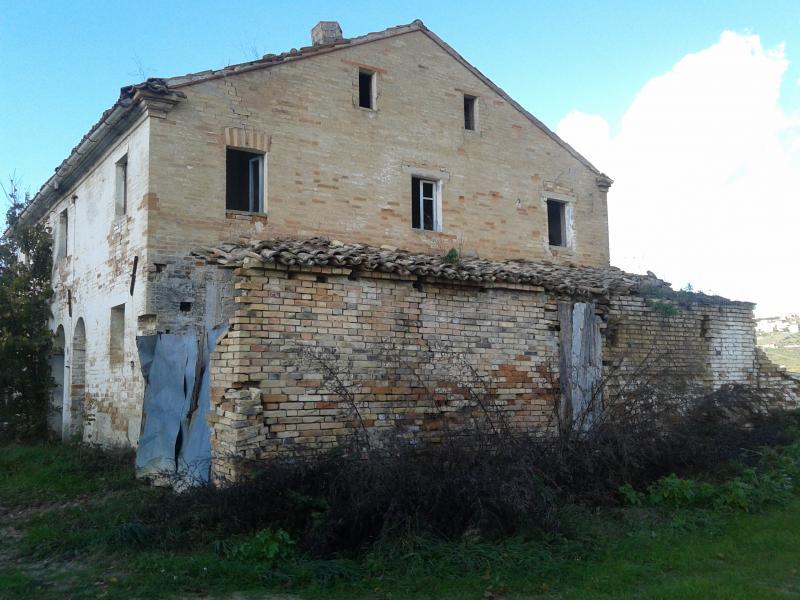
[0,178,54,442]
[4,427,800,599]
[2,349,799,598]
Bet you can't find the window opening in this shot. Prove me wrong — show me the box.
[464,95,476,130]
[57,208,68,259]
[358,69,375,109]
[226,148,264,212]
[115,154,128,215]
[412,177,439,231]
[110,304,125,365]
[547,199,567,247]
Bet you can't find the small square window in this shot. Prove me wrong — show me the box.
[464,95,477,130]
[411,177,440,231]
[546,199,568,247]
[358,69,375,109]
[226,148,264,212]
[115,154,128,216]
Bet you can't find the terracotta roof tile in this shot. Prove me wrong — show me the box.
[193,237,678,300]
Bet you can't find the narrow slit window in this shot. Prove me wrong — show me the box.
[57,208,68,259]
[411,177,439,231]
[110,303,125,365]
[547,199,567,247]
[115,154,128,216]
[226,148,264,212]
[358,69,375,109]
[464,95,476,130]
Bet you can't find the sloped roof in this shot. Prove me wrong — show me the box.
[162,19,603,175]
[17,79,185,227]
[194,237,753,307]
[193,237,670,300]
[18,19,608,229]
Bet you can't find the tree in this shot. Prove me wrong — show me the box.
[0,177,53,441]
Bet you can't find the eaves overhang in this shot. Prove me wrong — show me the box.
[14,80,184,230]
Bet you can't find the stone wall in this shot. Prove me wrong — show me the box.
[207,261,799,481]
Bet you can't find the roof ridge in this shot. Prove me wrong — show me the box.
[18,19,610,229]
[163,20,424,88]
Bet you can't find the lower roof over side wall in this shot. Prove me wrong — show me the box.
[192,237,755,308]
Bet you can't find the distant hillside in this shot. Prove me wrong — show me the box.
[758,331,800,374]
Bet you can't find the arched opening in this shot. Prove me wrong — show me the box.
[70,318,87,440]
[49,325,66,438]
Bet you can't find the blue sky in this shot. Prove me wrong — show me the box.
[1,1,799,314]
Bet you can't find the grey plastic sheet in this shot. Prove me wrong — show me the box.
[135,324,227,485]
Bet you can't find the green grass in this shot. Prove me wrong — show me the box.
[3,444,800,599]
[0,444,135,507]
[762,347,800,374]
[758,331,800,374]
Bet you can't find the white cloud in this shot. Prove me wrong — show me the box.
[558,31,800,317]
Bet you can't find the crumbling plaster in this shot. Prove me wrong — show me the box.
[46,117,151,444]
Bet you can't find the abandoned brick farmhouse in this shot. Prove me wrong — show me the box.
[17,20,799,482]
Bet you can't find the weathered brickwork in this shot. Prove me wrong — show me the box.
[147,27,610,277]
[604,295,760,387]
[44,117,152,444]
[755,348,800,407]
[208,265,565,480]
[207,262,799,481]
[23,19,798,462]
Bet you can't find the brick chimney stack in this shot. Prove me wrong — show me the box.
[311,21,343,46]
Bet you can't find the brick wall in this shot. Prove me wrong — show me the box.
[207,262,799,481]
[147,29,610,284]
[604,295,760,387]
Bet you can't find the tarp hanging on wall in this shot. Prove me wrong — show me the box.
[176,325,227,483]
[558,302,603,433]
[135,324,227,485]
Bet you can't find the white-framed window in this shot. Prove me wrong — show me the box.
[115,154,128,216]
[358,69,376,110]
[546,198,573,248]
[226,148,265,212]
[411,176,442,231]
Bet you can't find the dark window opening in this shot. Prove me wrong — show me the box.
[358,69,374,109]
[226,148,264,212]
[412,177,437,231]
[547,199,567,247]
[179,302,192,312]
[464,95,476,130]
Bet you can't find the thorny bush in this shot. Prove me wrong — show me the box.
[132,347,798,556]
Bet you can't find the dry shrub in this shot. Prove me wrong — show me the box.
[142,349,797,555]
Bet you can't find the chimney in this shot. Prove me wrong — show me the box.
[311,21,343,46]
